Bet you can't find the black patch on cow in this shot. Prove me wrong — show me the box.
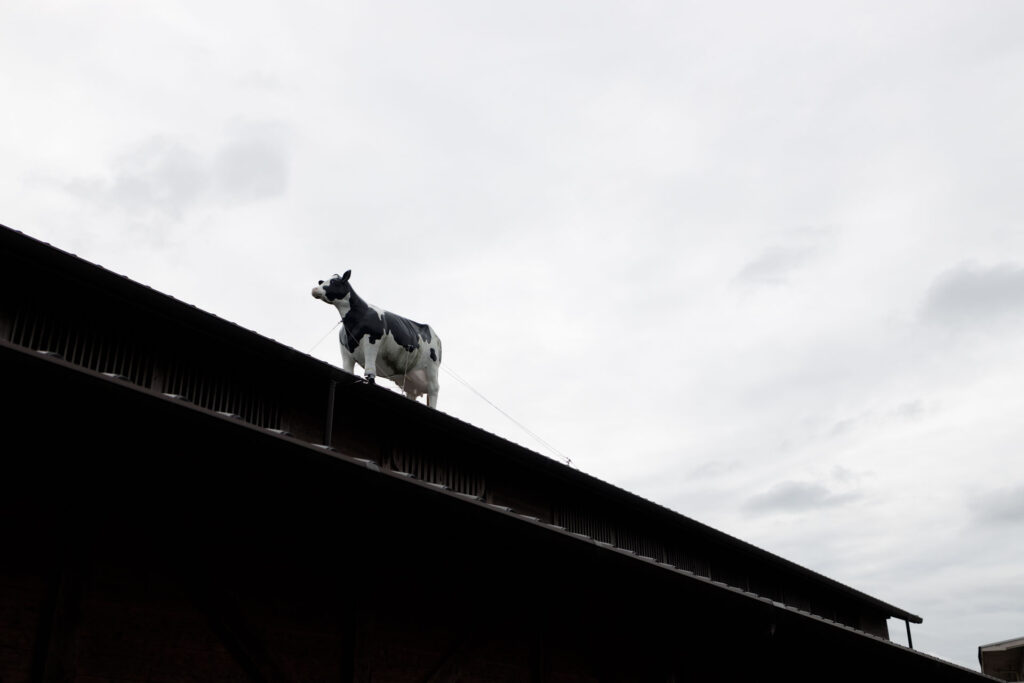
[383,311,432,352]
[322,274,352,303]
[339,288,384,352]
[429,347,437,362]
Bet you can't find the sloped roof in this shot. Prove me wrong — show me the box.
[0,221,922,627]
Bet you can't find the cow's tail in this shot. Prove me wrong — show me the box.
[435,334,442,365]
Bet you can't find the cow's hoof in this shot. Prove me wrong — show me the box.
[365,375,376,385]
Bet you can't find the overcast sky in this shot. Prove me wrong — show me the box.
[3,0,1023,670]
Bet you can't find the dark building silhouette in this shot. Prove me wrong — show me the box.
[0,223,996,681]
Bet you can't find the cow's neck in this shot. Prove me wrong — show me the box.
[333,288,369,320]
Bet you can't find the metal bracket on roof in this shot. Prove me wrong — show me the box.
[323,378,336,448]
[349,457,380,472]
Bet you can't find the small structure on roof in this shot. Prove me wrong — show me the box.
[980,636,1024,681]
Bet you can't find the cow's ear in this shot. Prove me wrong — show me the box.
[341,270,351,283]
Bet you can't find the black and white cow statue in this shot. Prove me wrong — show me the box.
[312,271,442,408]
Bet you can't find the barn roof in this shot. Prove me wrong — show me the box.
[0,221,923,632]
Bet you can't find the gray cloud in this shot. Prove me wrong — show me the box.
[830,466,868,484]
[688,459,742,479]
[922,263,1024,328]
[823,401,932,441]
[952,581,1024,618]
[893,399,927,420]
[744,481,861,514]
[735,245,817,285]
[65,137,207,220]
[64,131,289,220]
[828,416,860,438]
[971,485,1024,525]
[214,138,289,202]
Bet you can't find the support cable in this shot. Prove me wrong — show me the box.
[308,320,574,468]
[440,364,573,468]
[307,320,342,355]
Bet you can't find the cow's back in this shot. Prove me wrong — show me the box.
[383,311,434,352]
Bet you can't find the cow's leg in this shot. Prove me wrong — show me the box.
[425,364,440,409]
[338,327,358,376]
[340,345,356,375]
[361,339,379,384]
[425,333,441,409]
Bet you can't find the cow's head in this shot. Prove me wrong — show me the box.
[311,270,352,303]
